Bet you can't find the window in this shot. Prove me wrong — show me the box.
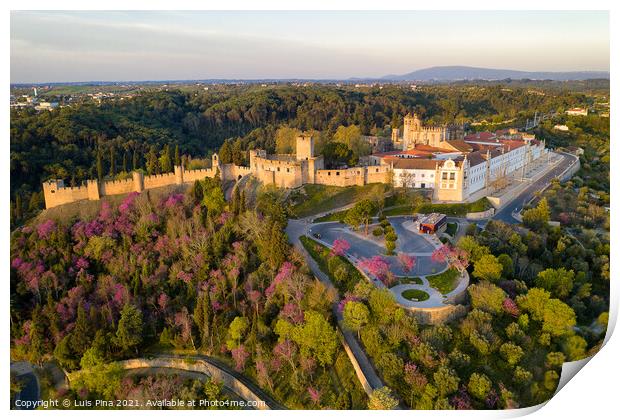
[421,174,425,178]
[277,167,280,172]
[336,171,340,176]
[286,168,290,173]
[450,173,455,180]
[442,172,448,180]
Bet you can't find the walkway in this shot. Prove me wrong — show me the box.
[493,152,579,224]
[286,220,385,396]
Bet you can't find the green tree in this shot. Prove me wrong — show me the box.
[275,126,300,154]
[322,142,354,168]
[28,306,47,366]
[334,125,370,158]
[122,150,128,173]
[115,304,143,354]
[193,292,212,349]
[132,147,139,170]
[227,316,249,349]
[467,373,491,400]
[96,149,104,180]
[516,288,551,321]
[468,281,506,314]
[433,366,459,397]
[368,386,399,410]
[343,301,370,339]
[542,299,576,337]
[219,140,233,163]
[160,144,173,173]
[499,342,524,366]
[562,335,588,361]
[535,268,575,299]
[522,197,550,229]
[109,145,116,176]
[146,146,160,175]
[473,254,503,283]
[344,199,376,234]
[291,311,338,367]
[174,144,180,166]
[71,305,93,356]
[457,236,490,263]
[497,254,514,278]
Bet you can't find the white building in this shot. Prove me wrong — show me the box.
[566,108,588,116]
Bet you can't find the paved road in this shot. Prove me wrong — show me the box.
[493,152,578,224]
[11,362,39,410]
[286,219,386,396]
[310,218,445,277]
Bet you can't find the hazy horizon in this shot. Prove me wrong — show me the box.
[11,11,610,84]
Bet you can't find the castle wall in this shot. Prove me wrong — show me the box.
[143,172,177,190]
[365,165,391,184]
[314,165,390,187]
[100,178,134,196]
[181,168,216,183]
[315,168,366,187]
[43,182,90,209]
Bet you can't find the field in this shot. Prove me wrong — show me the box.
[289,183,389,218]
[426,268,460,295]
[383,198,492,217]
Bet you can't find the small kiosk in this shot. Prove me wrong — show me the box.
[418,213,447,234]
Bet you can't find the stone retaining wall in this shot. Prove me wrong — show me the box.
[465,208,495,220]
[123,358,275,409]
[70,357,277,410]
[406,304,468,325]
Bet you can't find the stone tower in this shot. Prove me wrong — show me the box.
[296,135,314,161]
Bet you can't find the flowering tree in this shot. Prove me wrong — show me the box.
[359,256,393,285]
[431,244,469,274]
[397,253,416,274]
[502,297,520,317]
[231,345,250,371]
[307,387,322,405]
[330,238,350,257]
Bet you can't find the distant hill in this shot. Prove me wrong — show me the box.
[381,66,610,81]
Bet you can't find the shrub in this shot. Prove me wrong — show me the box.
[372,227,384,236]
[385,232,398,242]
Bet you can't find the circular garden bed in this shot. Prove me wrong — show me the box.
[401,288,430,302]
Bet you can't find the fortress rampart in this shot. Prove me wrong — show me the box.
[42,135,392,209]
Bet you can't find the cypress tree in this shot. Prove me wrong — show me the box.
[109,145,116,176]
[174,144,181,166]
[193,292,211,348]
[97,149,104,181]
[122,151,128,173]
[14,194,22,221]
[239,190,247,213]
[132,148,139,170]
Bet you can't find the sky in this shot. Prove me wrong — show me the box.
[10,10,610,83]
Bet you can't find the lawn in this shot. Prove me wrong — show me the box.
[446,222,458,236]
[394,276,423,285]
[314,209,349,223]
[382,197,492,217]
[427,268,460,295]
[289,183,389,218]
[299,235,366,293]
[401,289,430,302]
